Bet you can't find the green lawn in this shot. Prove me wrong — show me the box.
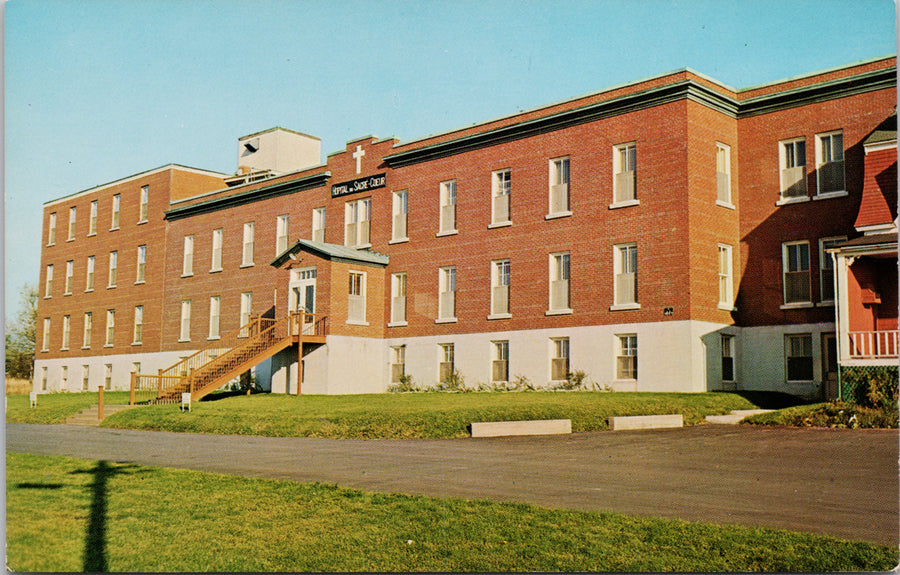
[5,391,133,424]
[84,390,773,439]
[7,452,895,573]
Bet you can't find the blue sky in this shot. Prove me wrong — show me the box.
[4,0,897,319]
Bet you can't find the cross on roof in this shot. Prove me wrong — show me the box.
[352,145,365,174]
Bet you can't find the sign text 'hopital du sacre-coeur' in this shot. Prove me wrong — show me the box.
[331,173,387,198]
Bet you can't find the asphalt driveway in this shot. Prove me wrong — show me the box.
[7,423,898,545]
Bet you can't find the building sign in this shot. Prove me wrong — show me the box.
[331,173,386,198]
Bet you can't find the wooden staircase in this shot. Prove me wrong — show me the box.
[130,311,326,405]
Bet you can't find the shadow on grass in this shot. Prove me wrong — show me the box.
[729,391,817,410]
[200,389,266,402]
[71,461,140,572]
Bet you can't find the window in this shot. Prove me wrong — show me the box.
[211,228,223,271]
[439,180,457,234]
[239,292,252,337]
[819,237,845,303]
[85,256,95,291]
[439,343,455,384]
[61,366,68,388]
[493,340,509,383]
[490,260,511,318]
[44,264,53,298]
[816,131,845,195]
[82,365,90,391]
[616,334,638,380]
[613,243,638,309]
[312,207,326,243]
[47,212,57,245]
[83,312,92,348]
[61,315,70,350]
[182,235,194,276]
[613,143,637,205]
[551,338,569,381]
[111,194,121,229]
[391,190,409,242]
[391,345,406,383]
[782,241,811,305]
[716,143,732,206]
[139,185,149,222]
[390,273,407,325]
[136,245,146,283]
[89,200,98,235]
[717,244,734,310]
[105,310,115,346]
[785,334,813,381]
[108,251,118,288]
[276,214,290,255]
[491,169,511,225]
[779,138,807,200]
[549,157,570,215]
[104,364,112,391]
[242,222,255,266]
[549,252,571,313]
[68,207,77,240]
[41,318,50,352]
[208,296,221,339]
[721,335,735,382]
[132,305,143,344]
[64,260,74,295]
[41,366,48,391]
[347,271,366,324]
[180,300,191,342]
[438,266,457,322]
[132,362,141,376]
[344,199,371,247]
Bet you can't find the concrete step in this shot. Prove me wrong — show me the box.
[705,409,773,424]
[65,404,140,425]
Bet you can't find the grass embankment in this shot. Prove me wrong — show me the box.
[5,391,132,424]
[743,400,899,428]
[79,391,773,439]
[7,452,895,573]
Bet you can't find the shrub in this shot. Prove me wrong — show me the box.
[388,374,417,393]
[841,366,898,408]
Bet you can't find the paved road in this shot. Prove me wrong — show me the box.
[7,423,898,545]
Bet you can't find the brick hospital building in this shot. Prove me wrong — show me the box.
[33,56,898,399]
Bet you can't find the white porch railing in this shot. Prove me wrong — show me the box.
[848,330,899,359]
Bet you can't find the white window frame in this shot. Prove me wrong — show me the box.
[492,340,509,383]
[391,345,406,383]
[390,190,409,243]
[179,300,191,342]
[132,305,143,345]
[108,251,118,288]
[241,222,255,267]
[717,244,734,310]
[439,343,455,384]
[276,214,290,255]
[437,266,457,323]
[47,212,57,245]
[814,130,846,198]
[136,245,146,283]
[611,143,638,208]
[721,334,735,383]
[312,207,326,243]
[89,200,98,235]
[344,199,371,248]
[490,169,512,227]
[778,137,808,203]
[347,270,367,325]
[182,235,194,277]
[716,143,733,208]
[616,334,638,381]
[83,312,92,349]
[438,180,457,235]
[551,337,569,382]
[61,366,68,388]
[785,333,814,382]
[111,194,121,229]
[611,243,639,310]
[85,255,95,292]
[41,318,50,352]
[240,291,253,331]
[547,252,571,314]
[389,272,407,326]
[67,206,76,240]
[44,264,53,298]
[547,156,571,218]
[211,228,223,272]
[489,259,511,319]
[105,309,115,347]
[208,296,221,339]
[64,260,74,295]
[81,365,90,391]
[61,314,70,350]
[138,185,149,223]
[104,364,112,391]
[781,241,812,308]
[818,236,846,305]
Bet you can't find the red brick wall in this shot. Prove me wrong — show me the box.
[855,147,897,229]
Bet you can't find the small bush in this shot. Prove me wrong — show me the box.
[388,374,417,393]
